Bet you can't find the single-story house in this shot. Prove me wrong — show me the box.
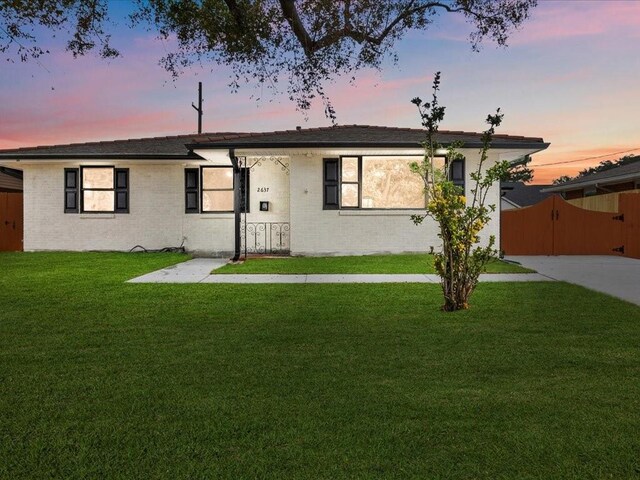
[544,157,640,199]
[0,125,548,257]
[500,182,551,210]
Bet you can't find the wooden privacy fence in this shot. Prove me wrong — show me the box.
[0,192,23,251]
[567,189,640,213]
[501,193,640,259]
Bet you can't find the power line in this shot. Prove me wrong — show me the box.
[532,147,640,168]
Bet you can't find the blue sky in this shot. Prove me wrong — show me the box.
[1,0,639,183]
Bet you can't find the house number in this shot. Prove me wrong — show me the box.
[257,187,270,192]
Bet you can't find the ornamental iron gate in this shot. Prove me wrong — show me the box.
[241,221,290,255]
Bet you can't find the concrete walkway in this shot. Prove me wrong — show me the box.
[506,255,640,306]
[128,258,553,284]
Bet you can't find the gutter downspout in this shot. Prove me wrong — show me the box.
[229,148,241,261]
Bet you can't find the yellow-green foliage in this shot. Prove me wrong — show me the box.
[411,73,510,311]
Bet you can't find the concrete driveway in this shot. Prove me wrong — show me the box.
[506,255,640,306]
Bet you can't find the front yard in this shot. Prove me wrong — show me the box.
[1,252,639,479]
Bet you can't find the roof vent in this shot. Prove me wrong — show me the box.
[296,126,301,131]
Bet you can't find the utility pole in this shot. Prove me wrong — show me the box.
[192,82,203,134]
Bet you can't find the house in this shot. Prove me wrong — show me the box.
[544,158,640,199]
[500,182,551,210]
[0,125,548,257]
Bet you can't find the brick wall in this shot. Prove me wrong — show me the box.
[22,150,502,256]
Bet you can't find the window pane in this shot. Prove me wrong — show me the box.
[341,157,358,182]
[203,168,233,189]
[362,157,425,209]
[83,168,113,189]
[341,183,358,207]
[83,190,114,212]
[203,190,234,212]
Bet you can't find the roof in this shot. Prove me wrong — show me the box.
[189,125,548,150]
[544,157,640,192]
[0,125,548,160]
[501,182,551,207]
[0,132,246,159]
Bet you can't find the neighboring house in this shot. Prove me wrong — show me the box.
[544,159,640,199]
[0,167,23,192]
[500,182,551,210]
[0,125,548,257]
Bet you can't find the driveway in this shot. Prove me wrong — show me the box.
[506,255,640,306]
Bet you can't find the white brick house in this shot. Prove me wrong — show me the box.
[0,125,548,257]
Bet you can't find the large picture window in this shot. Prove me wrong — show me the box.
[326,156,433,210]
[324,156,462,210]
[361,156,426,209]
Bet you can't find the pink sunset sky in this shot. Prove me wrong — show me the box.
[1,0,639,184]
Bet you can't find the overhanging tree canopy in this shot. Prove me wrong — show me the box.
[1,0,537,117]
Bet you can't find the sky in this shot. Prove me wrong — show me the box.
[1,0,639,184]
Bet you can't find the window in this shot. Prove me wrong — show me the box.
[184,167,249,214]
[323,156,463,210]
[361,157,426,209]
[202,167,233,212]
[340,157,360,208]
[324,156,431,210]
[64,167,129,214]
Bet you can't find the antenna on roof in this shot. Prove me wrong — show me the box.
[191,82,203,134]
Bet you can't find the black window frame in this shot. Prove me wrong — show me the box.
[201,166,235,213]
[71,166,129,214]
[332,155,435,211]
[340,156,361,209]
[186,166,249,214]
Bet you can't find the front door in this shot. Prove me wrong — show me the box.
[239,156,290,255]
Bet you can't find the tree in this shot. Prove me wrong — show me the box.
[552,175,573,185]
[411,72,509,311]
[503,155,534,183]
[1,0,537,117]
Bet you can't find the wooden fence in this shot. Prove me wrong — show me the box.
[501,193,640,259]
[0,192,23,251]
[567,189,640,213]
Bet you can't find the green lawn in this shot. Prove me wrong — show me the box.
[216,253,533,274]
[1,252,639,479]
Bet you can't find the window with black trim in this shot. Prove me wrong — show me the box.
[325,156,438,210]
[202,167,234,212]
[64,167,129,213]
[185,167,249,214]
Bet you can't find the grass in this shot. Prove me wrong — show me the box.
[215,253,534,274]
[1,252,639,479]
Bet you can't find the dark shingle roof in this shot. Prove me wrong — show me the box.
[189,125,548,150]
[0,132,247,159]
[0,125,548,160]
[544,158,640,192]
[501,182,551,207]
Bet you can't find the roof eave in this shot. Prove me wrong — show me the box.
[187,141,550,151]
[0,153,202,161]
[543,170,640,192]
